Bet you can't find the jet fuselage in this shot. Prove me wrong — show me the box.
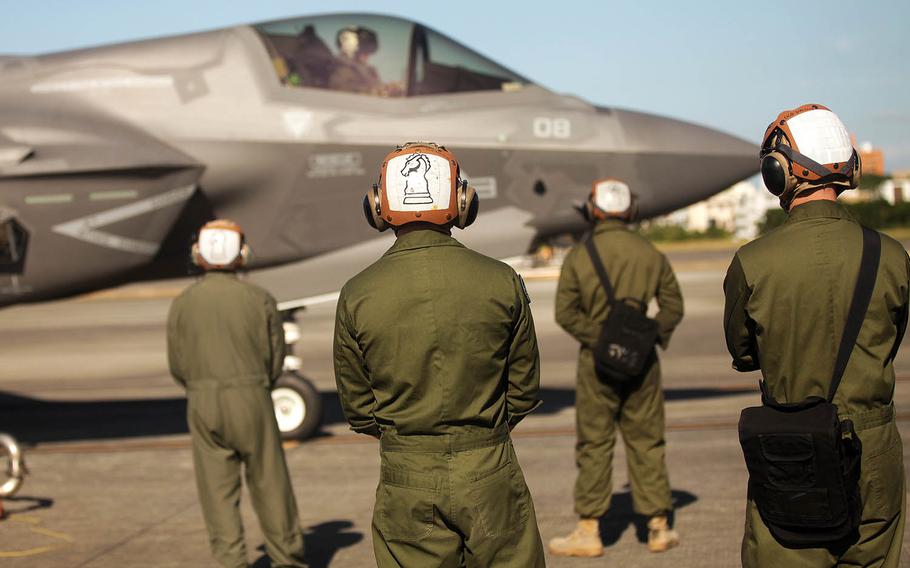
[0,14,757,306]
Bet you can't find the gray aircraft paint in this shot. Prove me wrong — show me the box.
[52,184,197,255]
[0,14,756,306]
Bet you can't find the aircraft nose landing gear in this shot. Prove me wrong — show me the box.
[0,433,26,520]
[273,372,322,441]
[273,316,324,441]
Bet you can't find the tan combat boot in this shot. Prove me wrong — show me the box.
[548,519,604,557]
[647,515,679,552]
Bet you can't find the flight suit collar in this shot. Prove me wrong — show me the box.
[593,218,629,234]
[203,270,238,280]
[384,229,464,256]
[786,200,851,224]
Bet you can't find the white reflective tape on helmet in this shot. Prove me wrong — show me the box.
[593,179,632,214]
[385,152,453,212]
[198,228,241,266]
[787,109,853,165]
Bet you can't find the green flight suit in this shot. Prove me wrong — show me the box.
[724,200,909,567]
[555,219,684,520]
[333,229,545,568]
[167,271,305,568]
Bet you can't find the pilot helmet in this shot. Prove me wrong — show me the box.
[760,104,861,210]
[363,142,479,232]
[585,178,635,221]
[191,219,251,271]
[336,26,379,59]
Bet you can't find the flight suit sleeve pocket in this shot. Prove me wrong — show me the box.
[376,467,437,542]
[863,424,905,520]
[468,459,530,538]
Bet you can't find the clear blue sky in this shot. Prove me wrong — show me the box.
[2,0,908,169]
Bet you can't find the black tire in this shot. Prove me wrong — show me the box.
[271,373,323,441]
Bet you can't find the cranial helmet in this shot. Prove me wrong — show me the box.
[336,26,379,58]
[191,219,251,271]
[585,178,635,221]
[760,104,861,210]
[363,142,479,232]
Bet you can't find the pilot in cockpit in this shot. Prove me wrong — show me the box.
[329,26,401,96]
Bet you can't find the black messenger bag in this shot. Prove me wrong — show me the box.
[584,237,659,383]
[738,226,880,547]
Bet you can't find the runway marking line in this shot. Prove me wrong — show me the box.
[0,514,74,558]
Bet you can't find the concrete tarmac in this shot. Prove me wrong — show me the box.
[1,246,909,567]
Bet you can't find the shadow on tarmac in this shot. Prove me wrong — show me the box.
[0,495,54,518]
[0,386,754,444]
[0,392,189,444]
[533,386,755,417]
[251,520,363,568]
[599,489,697,546]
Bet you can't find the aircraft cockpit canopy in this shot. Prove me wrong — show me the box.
[254,15,528,97]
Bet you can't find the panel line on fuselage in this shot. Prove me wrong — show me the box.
[51,184,196,256]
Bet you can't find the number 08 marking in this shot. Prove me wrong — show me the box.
[533,117,572,139]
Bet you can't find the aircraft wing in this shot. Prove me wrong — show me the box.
[0,101,205,303]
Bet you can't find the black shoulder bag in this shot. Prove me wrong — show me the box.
[738,226,880,547]
[584,236,659,383]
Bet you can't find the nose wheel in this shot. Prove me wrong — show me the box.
[272,372,322,441]
[1,433,25,519]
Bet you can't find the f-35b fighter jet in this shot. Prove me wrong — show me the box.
[0,13,756,308]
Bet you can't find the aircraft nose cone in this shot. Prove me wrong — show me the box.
[611,108,759,217]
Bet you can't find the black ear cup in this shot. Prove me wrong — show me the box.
[190,242,202,267]
[628,201,640,223]
[363,184,388,232]
[850,151,862,190]
[362,194,378,229]
[761,152,796,197]
[239,244,252,267]
[455,183,478,229]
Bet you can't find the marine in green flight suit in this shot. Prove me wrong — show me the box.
[334,143,545,567]
[725,105,908,567]
[167,220,305,568]
[549,180,684,557]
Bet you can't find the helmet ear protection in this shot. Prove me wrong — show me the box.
[363,183,388,232]
[362,178,478,231]
[190,241,202,265]
[851,151,863,190]
[585,178,634,222]
[191,220,251,270]
[628,200,640,223]
[455,180,479,229]
[191,242,251,268]
[760,104,861,208]
[363,142,479,232]
[760,150,798,197]
[583,199,634,222]
[582,200,595,222]
[336,26,378,56]
[760,145,861,204]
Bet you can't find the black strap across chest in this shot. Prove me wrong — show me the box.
[827,226,881,401]
[584,236,615,305]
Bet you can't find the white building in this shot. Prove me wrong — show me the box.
[656,179,776,239]
[878,178,910,205]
